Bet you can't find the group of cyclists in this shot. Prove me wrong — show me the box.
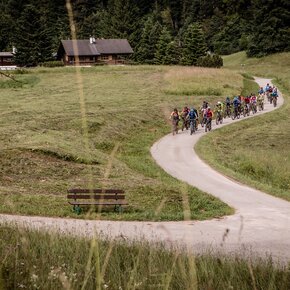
[170,83,279,135]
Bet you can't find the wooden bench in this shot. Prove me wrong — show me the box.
[67,189,127,214]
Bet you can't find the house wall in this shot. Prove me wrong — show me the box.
[63,54,97,65]
[97,55,127,65]
[62,53,128,65]
[0,56,15,66]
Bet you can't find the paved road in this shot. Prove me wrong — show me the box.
[151,78,290,260]
[1,78,289,261]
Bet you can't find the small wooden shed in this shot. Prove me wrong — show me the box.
[0,52,15,66]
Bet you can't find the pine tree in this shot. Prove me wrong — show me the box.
[164,39,181,65]
[13,4,54,66]
[247,0,290,57]
[135,15,162,63]
[154,26,173,64]
[106,0,141,48]
[0,9,13,51]
[181,23,207,65]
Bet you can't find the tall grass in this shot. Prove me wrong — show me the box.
[0,225,289,290]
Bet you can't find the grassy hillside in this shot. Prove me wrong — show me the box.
[1,225,289,290]
[196,52,290,201]
[0,65,243,221]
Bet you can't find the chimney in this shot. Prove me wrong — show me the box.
[89,36,96,44]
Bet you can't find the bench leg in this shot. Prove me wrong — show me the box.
[73,205,82,215]
[114,205,123,213]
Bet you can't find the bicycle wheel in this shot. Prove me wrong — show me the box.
[190,121,194,135]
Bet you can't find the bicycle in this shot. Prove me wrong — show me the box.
[189,119,196,135]
[205,118,212,132]
[215,111,223,125]
[231,106,240,120]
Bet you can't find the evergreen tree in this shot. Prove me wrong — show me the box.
[13,4,55,66]
[80,10,108,39]
[247,0,290,57]
[0,9,13,51]
[106,0,141,48]
[164,39,181,65]
[181,23,207,65]
[0,0,288,63]
[154,26,173,64]
[135,15,162,63]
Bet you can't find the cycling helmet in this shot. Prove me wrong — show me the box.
[217,101,221,105]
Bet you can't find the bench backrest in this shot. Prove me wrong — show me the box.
[67,189,125,200]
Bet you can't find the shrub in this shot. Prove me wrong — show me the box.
[197,54,223,68]
[41,61,64,67]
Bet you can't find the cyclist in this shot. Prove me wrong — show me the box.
[200,105,208,127]
[265,83,271,102]
[180,106,190,130]
[215,101,223,124]
[233,96,240,117]
[188,108,198,134]
[272,89,278,106]
[257,92,264,110]
[233,96,240,108]
[250,94,257,113]
[202,100,209,109]
[258,87,264,96]
[225,96,231,106]
[224,96,231,117]
[170,108,180,135]
[205,106,213,132]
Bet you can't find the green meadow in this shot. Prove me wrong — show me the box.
[0,65,242,221]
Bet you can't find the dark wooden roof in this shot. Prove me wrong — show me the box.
[60,39,133,56]
[0,52,14,57]
[61,40,100,56]
[94,39,134,54]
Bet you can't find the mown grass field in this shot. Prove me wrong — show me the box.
[0,65,243,221]
[1,225,289,290]
[196,52,290,201]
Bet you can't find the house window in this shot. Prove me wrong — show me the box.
[100,55,109,60]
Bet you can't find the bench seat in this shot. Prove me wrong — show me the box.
[68,200,128,206]
[67,188,127,214]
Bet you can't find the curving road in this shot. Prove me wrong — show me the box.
[1,78,289,261]
[150,78,290,260]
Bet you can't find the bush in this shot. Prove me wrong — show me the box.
[197,54,223,68]
[41,61,64,67]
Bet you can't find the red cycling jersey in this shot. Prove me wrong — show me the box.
[206,110,213,118]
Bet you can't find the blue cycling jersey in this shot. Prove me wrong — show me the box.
[189,110,197,119]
